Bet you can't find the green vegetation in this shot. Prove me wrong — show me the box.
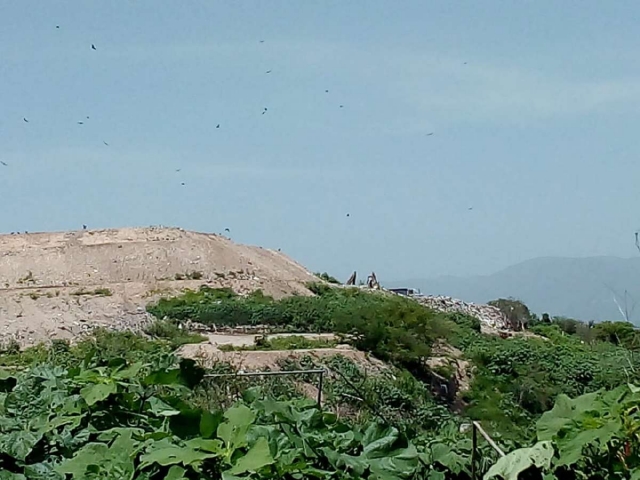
[487,298,533,330]
[17,271,35,285]
[144,320,209,348]
[174,271,204,281]
[148,285,462,374]
[2,282,640,478]
[0,332,508,479]
[219,335,339,352]
[314,272,341,284]
[486,384,640,479]
[70,287,113,297]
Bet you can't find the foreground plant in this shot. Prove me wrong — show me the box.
[0,355,428,479]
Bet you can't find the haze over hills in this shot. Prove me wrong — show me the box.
[387,256,640,324]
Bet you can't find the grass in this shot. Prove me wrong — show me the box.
[174,271,204,280]
[17,271,35,285]
[70,287,113,296]
[0,329,173,369]
[143,320,208,348]
[218,335,339,352]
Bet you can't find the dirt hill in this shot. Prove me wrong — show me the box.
[0,227,317,346]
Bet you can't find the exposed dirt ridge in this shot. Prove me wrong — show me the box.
[0,226,317,346]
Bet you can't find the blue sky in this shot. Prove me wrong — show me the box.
[1,1,640,281]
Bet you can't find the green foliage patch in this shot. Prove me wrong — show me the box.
[147,286,459,374]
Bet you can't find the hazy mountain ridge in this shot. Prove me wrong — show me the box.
[387,256,640,323]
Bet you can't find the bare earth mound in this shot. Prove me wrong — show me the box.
[0,227,317,346]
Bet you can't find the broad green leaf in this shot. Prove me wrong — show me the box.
[556,422,619,467]
[97,427,144,442]
[144,368,181,386]
[80,382,117,406]
[630,468,640,480]
[224,404,256,427]
[484,441,553,480]
[367,444,419,480]
[228,437,275,474]
[200,410,222,438]
[112,362,145,380]
[56,443,110,478]
[322,447,367,476]
[147,396,181,416]
[165,465,187,480]
[0,472,26,480]
[0,430,43,461]
[140,445,216,469]
[218,405,255,451]
[185,437,223,453]
[429,443,467,474]
[46,415,84,433]
[362,424,399,458]
[428,472,446,480]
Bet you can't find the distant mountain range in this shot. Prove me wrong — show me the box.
[387,256,640,323]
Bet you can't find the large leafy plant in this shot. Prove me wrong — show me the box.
[484,383,640,479]
[0,357,427,479]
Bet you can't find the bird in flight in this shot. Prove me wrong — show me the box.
[339,105,344,108]
[468,207,473,211]
[259,40,264,43]
[103,141,109,146]
[346,213,350,217]
[181,182,185,186]
[224,228,230,233]
[23,117,29,123]
[82,225,87,230]
[325,90,329,93]
[77,121,84,125]
[216,124,220,129]
[56,25,60,29]
[91,44,97,50]
[426,132,434,136]
[262,107,268,115]
[0,161,8,167]
[175,169,181,172]
[265,70,272,74]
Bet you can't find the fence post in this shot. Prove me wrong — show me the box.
[471,422,477,480]
[317,370,324,408]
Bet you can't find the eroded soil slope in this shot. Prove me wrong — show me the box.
[0,227,317,345]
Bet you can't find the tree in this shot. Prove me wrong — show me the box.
[488,298,533,331]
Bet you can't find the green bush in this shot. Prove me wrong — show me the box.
[147,288,458,374]
[314,271,341,284]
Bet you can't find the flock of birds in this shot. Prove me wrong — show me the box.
[1,25,453,235]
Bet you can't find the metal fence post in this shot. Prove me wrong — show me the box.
[472,423,477,480]
[317,370,324,408]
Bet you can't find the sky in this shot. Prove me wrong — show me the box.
[1,1,640,282]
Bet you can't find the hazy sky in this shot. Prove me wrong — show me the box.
[2,1,640,281]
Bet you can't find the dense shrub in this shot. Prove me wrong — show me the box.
[314,271,341,284]
[148,287,458,373]
[488,298,534,330]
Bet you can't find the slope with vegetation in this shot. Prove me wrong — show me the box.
[1,280,640,478]
[0,227,317,346]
